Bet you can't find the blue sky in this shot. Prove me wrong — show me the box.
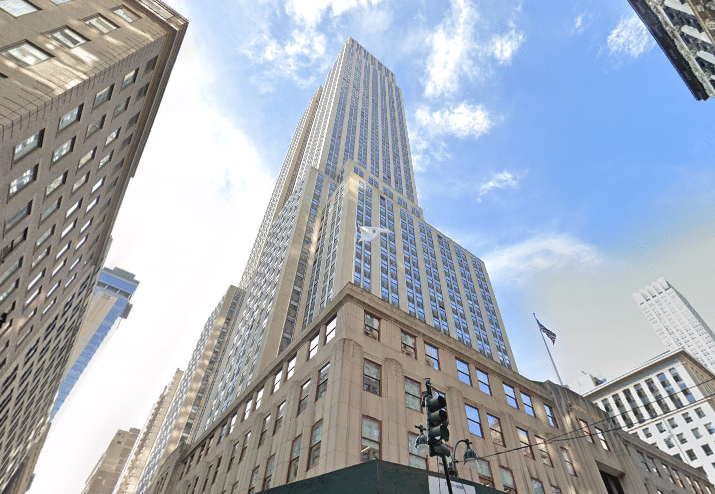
[29,0,715,492]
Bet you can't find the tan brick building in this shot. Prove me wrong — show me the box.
[0,0,186,490]
[82,428,140,494]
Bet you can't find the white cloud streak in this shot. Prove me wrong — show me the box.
[483,233,603,286]
[478,170,523,201]
[423,0,525,98]
[415,102,497,139]
[607,14,654,59]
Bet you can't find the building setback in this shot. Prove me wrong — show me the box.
[52,266,139,419]
[139,39,713,494]
[0,0,186,490]
[627,0,715,100]
[586,349,715,483]
[81,428,140,494]
[633,277,715,373]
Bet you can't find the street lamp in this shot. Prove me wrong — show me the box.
[447,439,479,478]
[414,425,429,455]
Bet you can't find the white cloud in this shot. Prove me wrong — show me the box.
[415,102,497,139]
[489,28,526,65]
[287,0,384,27]
[573,13,587,34]
[483,233,603,286]
[423,0,525,98]
[478,170,524,201]
[607,14,654,59]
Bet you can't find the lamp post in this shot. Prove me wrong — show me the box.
[446,438,478,478]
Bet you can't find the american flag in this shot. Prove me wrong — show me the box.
[536,317,556,344]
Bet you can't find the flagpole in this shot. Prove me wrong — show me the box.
[534,313,564,386]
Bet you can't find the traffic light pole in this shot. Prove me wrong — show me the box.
[423,378,454,494]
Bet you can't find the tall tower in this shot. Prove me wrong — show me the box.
[0,0,186,489]
[633,277,715,372]
[52,266,139,419]
[81,428,140,494]
[199,37,515,434]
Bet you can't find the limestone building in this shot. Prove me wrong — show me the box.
[81,428,140,494]
[627,0,715,100]
[0,0,186,490]
[586,349,715,483]
[143,39,712,494]
[633,277,715,373]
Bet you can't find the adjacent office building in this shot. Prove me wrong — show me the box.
[81,428,140,494]
[51,266,139,419]
[141,39,712,494]
[627,0,715,100]
[633,277,715,373]
[586,349,715,483]
[0,1,186,490]
[124,286,242,494]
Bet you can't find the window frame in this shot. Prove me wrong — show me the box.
[325,317,336,343]
[12,129,43,163]
[465,403,483,438]
[58,104,83,133]
[503,383,519,409]
[308,420,323,470]
[361,415,381,462]
[405,377,421,412]
[8,164,37,199]
[316,362,329,400]
[535,435,552,466]
[48,26,88,48]
[308,334,319,360]
[425,343,440,370]
[517,427,534,458]
[2,41,51,67]
[297,379,310,415]
[364,312,380,340]
[456,358,471,385]
[521,392,535,417]
[487,413,505,446]
[84,14,118,34]
[0,0,38,17]
[287,435,302,482]
[363,359,381,396]
[401,331,416,358]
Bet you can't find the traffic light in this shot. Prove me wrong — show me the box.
[425,392,450,457]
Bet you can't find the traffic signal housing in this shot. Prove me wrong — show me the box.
[425,393,450,457]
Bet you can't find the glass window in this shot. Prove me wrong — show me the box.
[476,459,494,487]
[9,165,37,198]
[456,359,471,385]
[500,467,517,494]
[258,414,270,446]
[408,432,427,469]
[145,55,158,72]
[127,112,140,128]
[363,360,380,395]
[308,334,319,360]
[544,404,558,427]
[12,130,43,162]
[2,41,50,67]
[136,83,149,99]
[297,380,310,415]
[90,177,104,194]
[692,427,702,439]
[695,408,705,419]
[308,420,323,469]
[52,137,75,163]
[561,448,576,476]
[247,466,259,494]
[5,201,31,231]
[273,401,285,435]
[273,369,282,393]
[71,173,89,194]
[578,419,593,442]
[477,369,491,395]
[532,478,545,494]
[121,69,138,88]
[105,128,120,146]
[325,317,336,343]
[85,196,98,213]
[112,6,139,22]
[41,198,60,223]
[93,85,113,108]
[361,416,380,461]
[503,383,518,409]
[287,355,296,379]
[401,331,416,358]
[65,198,81,218]
[58,104,82,132]
[113,97,129,117]
[488,414,504,446]
[595,427,609,450]
[521,392,535,416]
[405,378,421,411]
[287,435,302,482]
[316,363,329,400]
[364,312,379,339]
[0,258,22,288]
[535,435,552,466]
[465,404,483,437]
[86,115,105,137]
[262,455,275,491]
[0,0,38,16]
[49,27,87,48]
[425,343,439,370]
[78,147,95,169]
[517,427,534,458]
[98,150,113,169]
[85,15,118,33]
